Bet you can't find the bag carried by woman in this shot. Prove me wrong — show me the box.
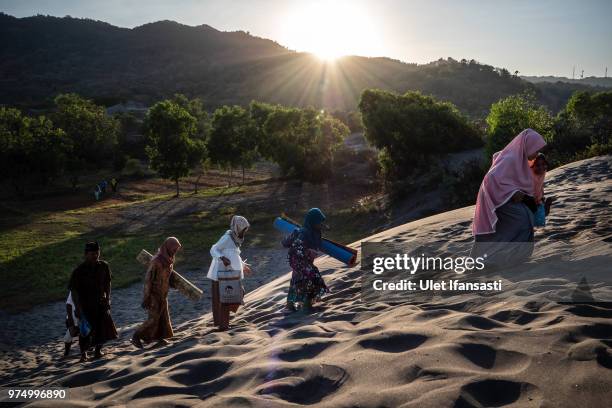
[207,216,251,330]
[218,269,243,305]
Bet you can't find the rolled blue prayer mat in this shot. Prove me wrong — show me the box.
[273,216,357,266]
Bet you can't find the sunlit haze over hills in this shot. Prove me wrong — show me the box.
[1,0,611,77]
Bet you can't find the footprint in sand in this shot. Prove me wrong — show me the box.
[447,314,506,331]
[105,367,160,389]
[566,303,612,319]
[168,358,233,386]
[357,332,428,353]
[578,322,612,340]
[159,348,217,367]
[60,367,115,388]
[412,309,453,321]
[287,324,336,340]
[403,364,450,382]
[455,379,541,407]
[489,309,543,326]
[275,339,338,362]
[256,363,347,405]
[452,342,531,373]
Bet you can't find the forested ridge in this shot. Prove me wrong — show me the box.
[0,13,605,117]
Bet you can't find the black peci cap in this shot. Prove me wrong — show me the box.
[85,241,100,252]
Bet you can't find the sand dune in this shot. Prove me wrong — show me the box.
[1,156,611,407]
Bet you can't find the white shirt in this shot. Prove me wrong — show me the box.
[66,291,78,323]
[207,231,245,281]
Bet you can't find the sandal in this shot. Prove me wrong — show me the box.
[130,336,144,349]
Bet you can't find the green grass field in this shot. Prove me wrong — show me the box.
[0,179,379,312]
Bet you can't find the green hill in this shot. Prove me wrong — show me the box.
[0,13,603,117]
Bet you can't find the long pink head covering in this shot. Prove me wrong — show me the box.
[472,129,546,235]
[153,236,182,269]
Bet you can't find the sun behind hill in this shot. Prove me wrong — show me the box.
[280,1,380,60]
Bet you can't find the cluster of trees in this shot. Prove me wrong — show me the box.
[443,90,612,207]
[358,87,610,203]
[331,110,364,133]
[1,92,350,197]
[2,85,608,201]
[485,91,612,166]
[485,93,553,158]
[144,97,349,195]
[251,102,349,181]
[0,108,67,195]
[53,94,119,188]
[359,89,483,181]
[551,91,612,163]
[395,58,531,118]
[0,94,118,196]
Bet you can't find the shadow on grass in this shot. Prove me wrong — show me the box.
[0,211,277,312]
[0,228,165,312]
[0,178,379,312]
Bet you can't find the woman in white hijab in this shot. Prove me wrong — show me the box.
[207,215,251,330]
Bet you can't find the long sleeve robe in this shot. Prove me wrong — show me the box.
[134,259,174,341]
[68,260,118,345]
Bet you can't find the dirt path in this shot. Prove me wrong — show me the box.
[0,247,290,355]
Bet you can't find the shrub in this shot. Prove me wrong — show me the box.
[548,91,612,166]
[359,89,482,181]
[485,93,553,159]
[262,107,348,182]
[121,158,145,178]
[442,159,488,207]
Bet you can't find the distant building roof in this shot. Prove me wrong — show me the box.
[106,101,148,115]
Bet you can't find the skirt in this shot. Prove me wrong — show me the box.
[472,201,535,267]
[134,296,173,342]
[211,280,240,329]
[286,268,327,305]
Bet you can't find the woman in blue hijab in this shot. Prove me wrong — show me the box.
[282,208,329,311]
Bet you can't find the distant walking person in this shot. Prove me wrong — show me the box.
[110,177,118,193]
[68,242,118,362]
[283,208,328,312]
[131,237,182,349]
[94,185,102,201]
[207,216,251,331]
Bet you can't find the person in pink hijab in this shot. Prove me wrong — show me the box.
[131,237,182,348]
[473,129,547,238]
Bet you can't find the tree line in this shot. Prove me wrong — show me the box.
[359,88,610,180]
[485,91,612,166]
[1,88,609,199]
[145,96,350,195]
[356,87,610,204]
[0,94,119,195]
[0,93,350,197]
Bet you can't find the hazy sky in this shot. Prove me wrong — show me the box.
[2,0,611,76]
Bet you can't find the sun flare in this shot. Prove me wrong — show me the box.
[281,1,380,61]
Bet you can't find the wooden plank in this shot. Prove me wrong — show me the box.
[136,249,203,301]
